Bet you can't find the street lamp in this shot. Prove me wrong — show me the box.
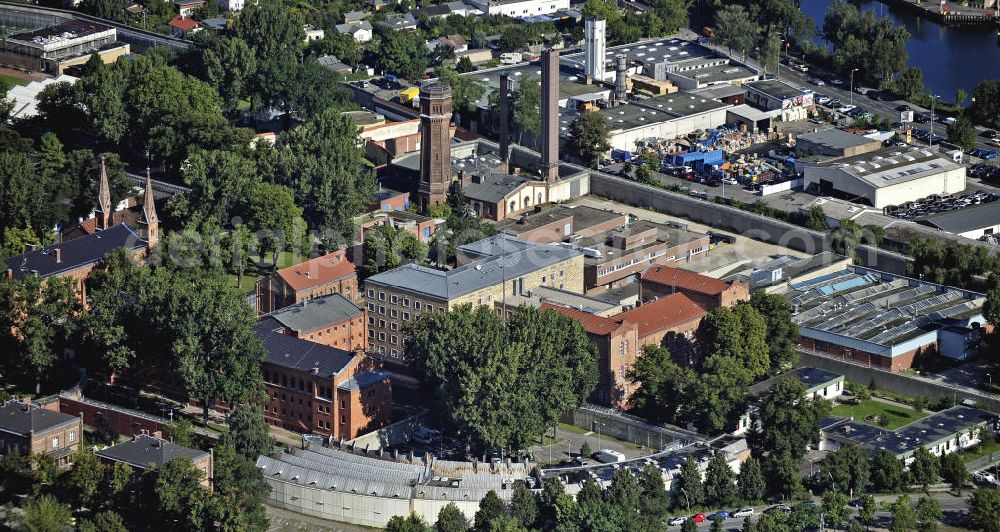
[849,68,859,107]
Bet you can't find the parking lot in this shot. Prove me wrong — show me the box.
[886,189,1000,220]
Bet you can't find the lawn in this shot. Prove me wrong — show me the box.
[831,399,929,430]
[226,251,303,295]
[0,73,29,87]
[961,439,1000,463]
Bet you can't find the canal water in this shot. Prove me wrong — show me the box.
[799,0,1000,100]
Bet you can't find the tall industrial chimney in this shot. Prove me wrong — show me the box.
[584,17,606,84]
[418,83,453,209]
[614,54,628,103]
[499,73,510,172]
[540,49,559,183]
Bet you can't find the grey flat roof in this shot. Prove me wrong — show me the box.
[255,321,356,377]
[0,400,79,437]
[916,202,1000,234]
[746,80,810,100]
[749,367,844,395]
[96,434,208,470]
[366,244,581,301]
[505,204,624,234]
[574,219,707,264]
[797,128,880,151]
[825,406,997,457]
[560,91,730,134]
[463,174,532,204]
[458,234,537,258]
[816,146,964,189]
[265,293,364,333]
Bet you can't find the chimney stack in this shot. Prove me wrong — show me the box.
[499,73,511,172]
[418,83,453,210]
[615,54,628,103]
[584,17,606,83]
[540,49,560,184]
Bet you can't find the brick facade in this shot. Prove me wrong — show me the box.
[0,400,82,467]
[255,250,359,314]
[640,265,750,311]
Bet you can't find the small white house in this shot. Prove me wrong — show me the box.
[334,21,374,43]
[217,0,244,11]
[304,24,326,42]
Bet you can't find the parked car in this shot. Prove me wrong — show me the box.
[827,98,842,108]
[691,513,707,523]
[809,78,825,86]
[942,116,957,126]
[984,130,998,139]
[896,104,911,112]
[709,510,730,521]
[766,505,792,514]
[732,508,754,518]
[829,78,844,86]
[413,426,441,444]
[973,471,998,485]
[795,64,809,72]
[816,95,831,104]
[668,516,687,526]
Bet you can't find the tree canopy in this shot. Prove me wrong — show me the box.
[405,305,597,452]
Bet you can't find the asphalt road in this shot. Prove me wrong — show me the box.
[669,491,971,531]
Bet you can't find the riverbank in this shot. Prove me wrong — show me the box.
[881,0,1000,26]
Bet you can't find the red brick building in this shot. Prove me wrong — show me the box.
[255,250,359,314]
[640,265,749,311]
[255,322,391,439]
[0,399,83,467]
[615,293,706,362]
[260,293,367,351]
[541,304,639,408]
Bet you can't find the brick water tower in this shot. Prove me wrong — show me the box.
[418,83,453,209]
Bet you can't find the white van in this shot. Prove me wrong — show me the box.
[594,449,626,463]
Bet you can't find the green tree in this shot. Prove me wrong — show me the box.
[165,418,196,448]
[233,1,305,110]
[211,443,270,532]
[681,519,698,532]
[857,493,877,528]
[362,223,429,277]
[985,285,1000,327]
[566,111,611,168]
[822,490,851,528]
[896,67,925,101]
[378,30,430,80]
[64,449,106,510]
[579,441,592,459]
[0,151,49,241]
[939,452,969,494]
[0,275,81,392]
[0,226,43,262]
[704,452,737,507]
[19,494,72,532]
[674,456,704,510]
[751,378,830,461]
[737,455,766,503]
[245,180,304,266]
[970,488,1000,532]
[456,56,475,73]
[509,483,538,529]
[885,495,917,532]
[909,447,940,488]
[513,78,540,144]
[971,80,1000,126]
[154,457,206,525]
[914,496,942,532]
[749,291,799,371]
[405,305,597,452]
[764,449,803,499]
[474,490,505,531]
[627,345,696,424]
[805,205,830,231]
[638,463,670,526]
[871,449,905,492]
[222,404,273,461]
[272,108,375,239]
[204,37,257,116]
[78,511,127,532]
[821,444,871,495]
[437,502,470,532]
[712,6,759,61]
[947,115,977,151]
[386,514,432,532]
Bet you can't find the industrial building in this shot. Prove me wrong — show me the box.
[794,128,883,158]
[465,0,569,17]
[1,19,130,74]
[501,204,629,244]
[802,146,967,209]
[562,91,732,151]
[787,266,990,370]
[916,202,1000,240]
[744,80,813,122]
[822,406,998,464]
[258,444,534,528]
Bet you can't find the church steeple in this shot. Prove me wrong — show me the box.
[96,156,112,230]
[139,167,158,247]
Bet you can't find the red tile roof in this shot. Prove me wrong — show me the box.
[168,15,200,31]
[276,250,357,292]
[642,265,733,296]
[540,303,626,336]
[615,293,705,337]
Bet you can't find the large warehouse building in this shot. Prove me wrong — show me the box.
[1,19,130,74]
[561,91,731,151]
[803,146,966,209]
